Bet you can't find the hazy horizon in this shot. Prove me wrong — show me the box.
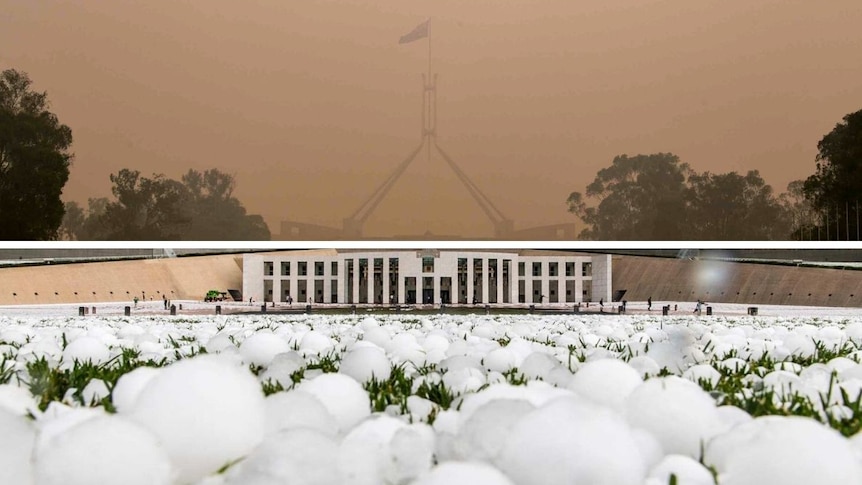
[3,0,861,238]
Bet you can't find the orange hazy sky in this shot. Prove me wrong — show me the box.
[2,0,861,238]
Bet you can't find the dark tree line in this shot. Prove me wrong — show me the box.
[61,168,270,240]
[567,154,792,240]
[798,109,862,240]
[568,107,862,240]
[0,69,73,240]
[1,67,270,241]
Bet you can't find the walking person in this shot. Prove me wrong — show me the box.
[648,296,652,311]
[599,298,604,311]
[163,295,168,310]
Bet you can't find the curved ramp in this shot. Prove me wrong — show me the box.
[0,254,243,305]
[613,255,862,307]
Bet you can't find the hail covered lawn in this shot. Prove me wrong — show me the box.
[2,309,862,484]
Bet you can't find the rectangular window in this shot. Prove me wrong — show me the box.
[532,262,542,277]
[549,262,558,277]
[315,262,324,276]
[281,261,291,276]
[582,262,592,277]
[565,262,574,277]
[298,261,308,276]
[518,262,525,277]
[264,261,273,276]
[331,261,338,276]
[423,257,434,273]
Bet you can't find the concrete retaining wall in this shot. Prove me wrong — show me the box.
[613,255,862,307]
[0,255,243,305]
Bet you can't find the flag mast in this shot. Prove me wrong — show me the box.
[426,18,432,163]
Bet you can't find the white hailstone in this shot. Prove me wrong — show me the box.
[439,355,483,372]
[646,454,715,485]
[683,364,722,388]
[407,395,436,421]
[0,384,38,416]
[850,430,862,461]
[569,358,643,412]
[775,361,803,373]
[0,325,31,345]
[826,404,854,421]
[412,461,515,485]
[716,405,752,429]
[340,346,392,383]
[339,415,434,485]
[360,317,380,331]
[580,333,604,347]
[519,351,559,380]
[264,390,338,437]
[705,416,862,485]
[35,405,104,454]
[225,428,340,485]
[498,396,646,485]
[781,334,816,358]
[845,322,862,344]
[205,333,236,353]
[483,348,516,373]
[259,350,305,386]
[19,339,61,361]
[81,378,110,405]
[584,347,615,361]
[818,326,846,345]
[297,373,371,433]
[0,408,35,484]
[839,379,862,403]
[827,356,857,374]
[363,327,392,352]
[390,334,426,365]
[61,336,110,367]
[631,426,664,470]
[645,328,667,342]
[35,414,172,485]
[628,356,661,377]
[625,376,726,459]
[299,331,334,355]
[646,342,686,374]
[545,366,575,387]
[761,370,803,398]
[239,331,291,367]
[111,366,161,413]
[453,397,535,462]
[136,340,169,361]
[445,339,470,358]
[422,333,450,353]
[117,323,145,340]
[442,367,487,394]
[471,324,497,340]
[717,358,749,373]
[503,338,534,365]
[125,355,266,484]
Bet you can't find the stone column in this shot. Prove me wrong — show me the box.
[352,259,360,304]
[272,277,281,304]
[336,259,345,304]
[383,259,390,304]
[467,259,474,304]
[481,258,489,304]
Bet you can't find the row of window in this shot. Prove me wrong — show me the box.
[264,259,593,278]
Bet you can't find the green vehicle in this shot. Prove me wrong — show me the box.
[204,290,226,302]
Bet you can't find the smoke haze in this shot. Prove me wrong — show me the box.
[2,0,861,237]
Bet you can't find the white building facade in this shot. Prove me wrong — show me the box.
[243,250,611,306]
